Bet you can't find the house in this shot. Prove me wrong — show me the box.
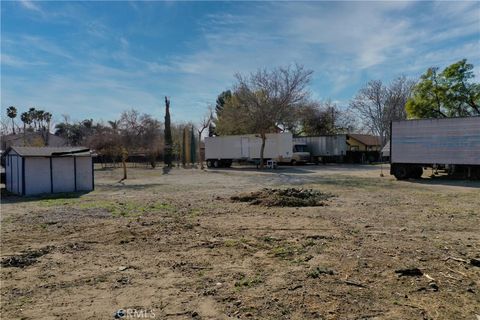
[381,141,390,158]
[4,146,93,196]
[346,134,382,152]
[1,132,68,151]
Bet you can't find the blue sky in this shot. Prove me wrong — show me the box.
[1,1,479,126]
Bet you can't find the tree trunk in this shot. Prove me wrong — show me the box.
[46,121,50,146]
[259,133,266,169]
[122,160,127,180]
[164,97,173,167]
[23,123,26,146]
[121,148,128,180]
[12,119,15,134]
[198,132,204,169]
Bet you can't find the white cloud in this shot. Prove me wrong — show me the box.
[3,1,479,123]
[1,53,47,68]
[19,0,43,13]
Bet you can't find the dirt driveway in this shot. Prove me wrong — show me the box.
[1,164,479,319]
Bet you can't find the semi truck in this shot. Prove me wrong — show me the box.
[390,117,480,180]
[205,132,310,168]
[293,135,347,163]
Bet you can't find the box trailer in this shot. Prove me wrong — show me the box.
[390,117,480,179]
[205,133,309,168]
[293,135,347,163]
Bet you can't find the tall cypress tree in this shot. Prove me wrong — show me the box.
[190,125,196,164]
[164,96,173,167]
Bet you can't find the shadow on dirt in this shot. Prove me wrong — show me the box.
[208,164,381,175]
[208,166,318,175]
[404,176,480,188]
[162,166,172,175]
[1,188,89,204]
[96,183,167,191]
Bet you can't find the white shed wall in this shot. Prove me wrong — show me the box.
[5,152,23,195]
[5,154,12,192]
[11,155,18,193]
[8,153,93,196]
[75,157,93,191]
[52,157,75,193]
[24,158,51,195]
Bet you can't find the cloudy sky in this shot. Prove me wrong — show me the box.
[1,1,479,125]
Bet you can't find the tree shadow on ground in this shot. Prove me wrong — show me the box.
[162,166,172,175]
[96,183,167,191]
[207,166,318,175]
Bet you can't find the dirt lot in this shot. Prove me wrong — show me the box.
[1,164,479,320]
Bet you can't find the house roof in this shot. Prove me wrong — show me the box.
[1,132,68,149]
[6,146,91,157]
[348,134,381,146]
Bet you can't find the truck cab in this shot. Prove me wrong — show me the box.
[291,143,310,165]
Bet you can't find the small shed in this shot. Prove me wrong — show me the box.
[4,146,94,196]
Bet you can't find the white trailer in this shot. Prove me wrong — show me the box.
[390,117,480,179]
[293,135,347,163]
[205,133,296,168]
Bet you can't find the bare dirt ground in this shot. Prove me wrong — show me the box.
[1,164,479,320]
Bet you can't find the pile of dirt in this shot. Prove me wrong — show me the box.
[1,246,54,268]
[231,188,334,207]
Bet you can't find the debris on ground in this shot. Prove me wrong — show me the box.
[343,280,367,288]
[308,266,335,278]
[395,268,423,277]
[418,282,439,292]
[231,188,334,207]
[1,246,54,268]
[470,258,480,267]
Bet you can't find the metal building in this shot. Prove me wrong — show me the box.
[4,146,94,196]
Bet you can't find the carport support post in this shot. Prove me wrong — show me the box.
[50,157,53,193]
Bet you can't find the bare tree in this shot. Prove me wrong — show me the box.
[197,107,213,169]
[350,76,414,145]
[217,64,313,168]
[298,100,356,136]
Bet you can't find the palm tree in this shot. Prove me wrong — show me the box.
[7,106,17,134]
[36,110,45,130]
[28,108,37,130]
[43,112,52,145]
[20,112,32,145]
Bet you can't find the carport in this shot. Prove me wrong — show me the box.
[4,146,94,196]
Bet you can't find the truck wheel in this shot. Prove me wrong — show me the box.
[213,160,220,168]
[393,165,410,180]
[411,166,423,179]
[206,160,213,168]
[291,159,297,166]
[224,160,232,168]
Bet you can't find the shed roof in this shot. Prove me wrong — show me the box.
[347,134,381,146]
[6,146,91,157]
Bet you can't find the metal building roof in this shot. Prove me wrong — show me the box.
[6,146,91,157]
